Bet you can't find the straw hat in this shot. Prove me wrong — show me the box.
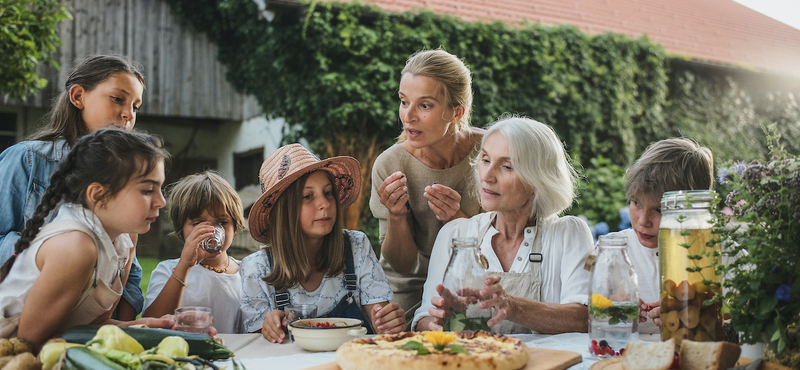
[248,144,361,243]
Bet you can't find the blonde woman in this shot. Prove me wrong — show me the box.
[370,50,484,327]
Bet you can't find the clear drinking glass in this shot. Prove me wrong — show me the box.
[588,233,639,358]
[284,304,318,342]
[175,306,213,335]
[441,237,491,332]
[200,225,226,253]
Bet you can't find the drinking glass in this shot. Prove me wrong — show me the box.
[284,304,317,342]
[200,225,226,253]
[175,306,213,335]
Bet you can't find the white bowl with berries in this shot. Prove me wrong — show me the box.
[288,318,368,352]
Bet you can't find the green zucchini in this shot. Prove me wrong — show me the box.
[61,325,234,360]
[63,346,127,370]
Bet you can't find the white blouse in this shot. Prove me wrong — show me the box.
[412,212,593,329]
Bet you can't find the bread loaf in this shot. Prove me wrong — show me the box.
[622,339,676,370]
[679,340,741,370]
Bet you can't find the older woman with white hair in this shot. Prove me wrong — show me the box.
[412,116,593,334]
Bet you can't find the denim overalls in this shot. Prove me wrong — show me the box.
[268,232,374,333]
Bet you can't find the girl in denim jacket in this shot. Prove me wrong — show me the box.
[0,55,147,319]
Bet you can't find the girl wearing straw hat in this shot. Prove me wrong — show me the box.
[240,144,406,343]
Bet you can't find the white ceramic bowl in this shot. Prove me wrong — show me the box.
[288,318,367,352]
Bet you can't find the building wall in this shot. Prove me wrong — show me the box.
[2,0,257,121]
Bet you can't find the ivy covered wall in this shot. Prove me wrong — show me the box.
[165,0,800,232]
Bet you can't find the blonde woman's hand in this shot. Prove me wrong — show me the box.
[377,171,409,216]
[479,274,514,327]
[261,309,286,343]
[372,302,406,334]
[423,184,463,222]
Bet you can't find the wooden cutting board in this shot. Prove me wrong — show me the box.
[589,356,791,370]
[304,346,582,370]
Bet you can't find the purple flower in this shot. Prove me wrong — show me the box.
[725,191,739,207]
[732,161,747,175]
[744,163,767,186]
[776,284,791,302]
[718,167,729,184]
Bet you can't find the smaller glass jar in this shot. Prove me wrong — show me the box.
[588,233,639,358]
[441,237,491,332]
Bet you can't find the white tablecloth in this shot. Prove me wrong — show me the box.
[214,332,663,370]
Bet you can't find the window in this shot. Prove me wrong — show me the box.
[234,148,264,190]
[0,112,17,153]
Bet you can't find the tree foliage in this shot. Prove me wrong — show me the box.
[0,0,71,99]
[166,0,669,166]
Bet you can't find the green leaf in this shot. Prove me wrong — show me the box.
[400,341,430,356]
[758,297,777,316]
[448,344,470,355]
[770,328,781,342]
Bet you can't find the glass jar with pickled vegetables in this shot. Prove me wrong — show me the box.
[588,233,639,357]
[441,237,492,332]
[659,190,723,348]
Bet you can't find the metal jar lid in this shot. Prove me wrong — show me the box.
[660,190,716,210]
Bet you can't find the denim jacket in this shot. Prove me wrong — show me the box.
[0,140,144,315]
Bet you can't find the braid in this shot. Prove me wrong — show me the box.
[0,147,78,282]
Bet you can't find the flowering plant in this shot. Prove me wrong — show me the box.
[713,125,800,362]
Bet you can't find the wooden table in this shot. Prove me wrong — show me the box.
[213,333,662,370]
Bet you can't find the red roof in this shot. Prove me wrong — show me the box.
[334,0,800,77]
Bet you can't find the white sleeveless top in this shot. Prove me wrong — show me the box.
[0,203,132,337]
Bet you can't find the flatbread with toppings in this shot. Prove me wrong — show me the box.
[336,330,529,370]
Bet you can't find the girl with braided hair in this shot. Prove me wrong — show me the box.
[0,129,173,350]
[0,55,148,320]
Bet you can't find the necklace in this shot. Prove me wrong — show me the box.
[201,256,231,273]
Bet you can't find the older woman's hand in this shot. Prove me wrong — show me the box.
[423,184,464,222]
[377,171,410,216]
[478,274,515,327]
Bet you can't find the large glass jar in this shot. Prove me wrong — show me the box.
[659,190,723,348]
[441,237,492,332]
[588,233,639,357]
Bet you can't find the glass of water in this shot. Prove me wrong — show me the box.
[175,306,213,335]
[200,225,226,253]
[284,304,317,342]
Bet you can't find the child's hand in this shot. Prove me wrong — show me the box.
[372,302,406,334]
[178,222,216,268]
[647,303,661,326]
[261,309,286,343]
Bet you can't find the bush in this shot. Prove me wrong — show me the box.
[570,156,628,232]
